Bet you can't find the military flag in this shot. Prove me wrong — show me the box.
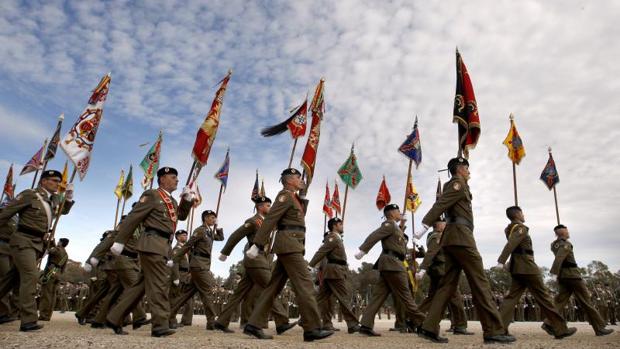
[337,145,363,189]
[58,161,69,194]
[44,114,64,162]
[114,169,125,200]
[61,73,111,180]
[260,180,266,198]
[192,71,232,167]
[301,79,325,185]
[122,165,134,200]
[2,164,14,200]
[453,49,480,158]
[503,115,526,164]
[214,148,230,192]
[332,182,342,217]
[436,177,442,200]
[20,139,47,176]
[323,181,333,218]
[140,131,163,189]
[398,116,422,168]
[540,151,560,190]
[251,170,260,200]
[261,97,308,139]
[375,176,391,210]
[405,176,422,213]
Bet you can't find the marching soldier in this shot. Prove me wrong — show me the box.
[0,203,19,324]
[309,217,361,333]
[169,229,193,328]
[214,196,295,334]
[169,209,222,330]
[244,168,333,342]
[38,237,70,321]
[494,206,576,338]
[546,224,613,336]
[354,203,425,336]
[414,158,513,344]
[0,169,74,331]
[106,167,194,337]
[416,218,472,335]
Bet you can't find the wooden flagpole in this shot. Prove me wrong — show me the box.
[185,160,198,186]
[31,138,49,189]
[48,167,77,241]
[215,183,224,216]
[288,138,298,168]
[323,214,327,233]
[553,186,560,225]
[341,185,349,224]
[113,196,122,228]
[509,115,519,206]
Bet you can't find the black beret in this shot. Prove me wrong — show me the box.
[281,168,301,176]
[383,203,400,215]
[157,167,178,177]
[553,224,567,231]
[447,157,469,171]
[327,217,343,230]
[175,230,188,236]
[40,170,62,180]
[253,196,272,204]
[59,238,69,245]
[202,210,217,218]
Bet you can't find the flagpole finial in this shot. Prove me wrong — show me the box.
[227,68,233,75]
[320,77,325,82]
[107,72,112,78]
[548,146,552,153]
[58,113,64,121]
[509,113,514,121]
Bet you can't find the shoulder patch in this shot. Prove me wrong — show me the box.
[244,222,251,228]
[383,222,390,227]
[328,238,333,242]
[278,195,287,203]
[564,244,569,250]
[553,243,559,249]
[139,195,148,203]
[453,182,461,191]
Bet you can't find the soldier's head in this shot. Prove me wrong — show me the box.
[59,238,69,247]
[433,217,446,232]
[554,224,569,239]
[157,167,179,192]
[39,170,62,193]
[201,210,217,226]
[280,168,305,191]
[328,217,343,234]
[383,203,402,221]
[447,157,470,180]
[175,229,188,243]
[506,206,524,222]
[253,196,271,215]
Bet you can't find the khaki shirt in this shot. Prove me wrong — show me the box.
[309,232,348,279]
[171,241,190,282]
[253,189,308,255]
[0,214,17,256]
[550,238,581,279]
[175,225,224,270]
[115,189,192,257]
[359,220,408,272]
[420,230,446,275]
[422,177,475,248]
[220,214,271,269]
[497,222,539,275]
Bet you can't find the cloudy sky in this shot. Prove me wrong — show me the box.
[1,0,619,278]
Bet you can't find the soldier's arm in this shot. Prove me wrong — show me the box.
[550,242,570,275]
[253,194,292,247]
[0,190,33,226]
[171,247,184,264]
[308,239,335,268]
[173,228,203,259]
[61,199,74,215]
[91,233,116,260]
[214,227,224,241]
[358,224,392,253]
[170,261,180,281]
[177,198,193,221]
[220,222,252,256]
[497,225,527,264]
[420,235,439,270]
[300,198,309,214]
[421,183,466,227]
[114,191,155,245]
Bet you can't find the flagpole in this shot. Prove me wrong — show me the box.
[48,167,77,242]
[113,196,121,228]
[215,183,224,216]
[508,116,519,206]
[553,186,560,225]
[341,185,349,224]
[323,214,327,233]
[402,159,413,217]
[185,160,198,186]
[288,138,298,168]
[187,207,195,231]
[149,178,154,190]
[31,138,49,189]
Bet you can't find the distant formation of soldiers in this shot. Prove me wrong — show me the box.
[0,161,617,343]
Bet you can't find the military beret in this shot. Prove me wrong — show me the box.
[383,203,400,215]
[202,210,217,219]
[59,238,69,245]
[553,224,567,231]
[327,217,343,230]
[281,168,301,176]
[447,157,469,171]
[157,167,178,177]
[175,229,188,236]
[252,196,272,204]
[40,170,62,180]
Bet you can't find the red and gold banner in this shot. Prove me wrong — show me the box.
[453,49,480,158]
[300,79,324,185]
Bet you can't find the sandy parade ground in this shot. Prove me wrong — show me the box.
[0,312,618,349]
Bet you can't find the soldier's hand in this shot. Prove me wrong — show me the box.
[415,270,426,280]
[65,183,75,201]
[493,263,505,270]
[83,263,92,273]
[414,224,430,240]
[246,244,260,259]
[218,254,227,262]
[166,260,174,268]
[89,257,99,266]
[181,185,197,202]
[173,279,180,286]
[354,250,366,260]
[110,242,124,256]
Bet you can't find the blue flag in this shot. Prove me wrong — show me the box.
[214,149,230,191]
[398,117,422,167]
[540,152,559,190]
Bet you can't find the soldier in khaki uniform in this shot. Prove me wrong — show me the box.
[106,167,194,337]
[0,170,74,331]
[416,218,472,335]
[169,209,222,330]
[169,230,193,327]
[0,205,19,324]
[244,168,333,342]
[494,206,576,338]
[354,203,425,336]
[214,196,294,334]
[309,217,360,333]
[415,158,513,344]
[545,224,613,336]
[38,238,70,320]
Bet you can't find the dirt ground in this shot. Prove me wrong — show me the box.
[0,312,618,348]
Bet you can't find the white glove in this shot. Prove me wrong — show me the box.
[83,263,92,272]
[110,242,124,256]
[354,250,366,260]
[166,260,174,268]
[181,185,197,202]
[246,244,260,259]
[65,183,74,200]
[415,270,426,280]
[89,257,99,266]
[493,263,505,270]
[218,254,227,262]
[414,224,430,240]
[173,279,180,286]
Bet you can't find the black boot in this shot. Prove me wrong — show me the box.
[105,321,128,335]
[452,327,474,335]
[243,324,273,339]
[152,328,176,337]
[276,321,298,335]
[74,313,86,326]
[132,317,151,330]
[214,322,234,333]
[90,322,105,329]
[555,327,577,339]
[417,327,448,343]
[595,328,614,336]
[359,325,381,337]
[19,322,44,332]
[0,315,17,325]
[483,334,516,344]
[303,328,334,342]
[348,324,361,334]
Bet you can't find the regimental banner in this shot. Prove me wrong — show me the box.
[61,73,111,180]
[503,115,526,165]
[337,145,363,189]
[540,152,560,190]
[375,176,391,210]
[405,176,422,213]
[323,181,333,218]
[140,131,163,189]
[251,170,260,200]
[398,117,422,167]
[453,50,480,158]
[301,79,325,185]
[44,114,64,162]
[331,182,342,216]
[214,148,230,192]
[2,164,14,200]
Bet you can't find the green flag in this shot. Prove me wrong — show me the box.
[140,131,162,188]
[123,165,134,200]
[337,145,363,189]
